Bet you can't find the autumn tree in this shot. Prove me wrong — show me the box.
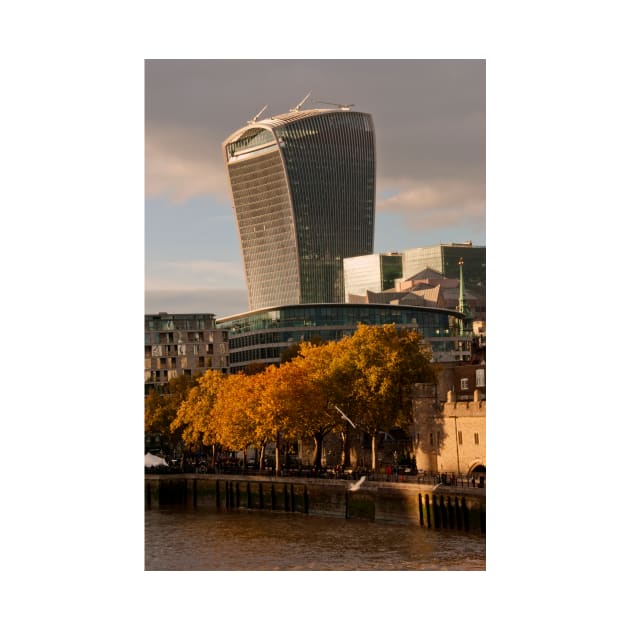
[256,364,299,472]
[212,372,269,471]
[340,324,436,470]
[170,369,226,466]
[280,335,324,363]
[240,361,268,375]
[287,340,351,470]
[144,374,199,456]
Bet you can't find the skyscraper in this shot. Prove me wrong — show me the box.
[222,105,375,311]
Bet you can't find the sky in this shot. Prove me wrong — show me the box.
[145,59,485,317]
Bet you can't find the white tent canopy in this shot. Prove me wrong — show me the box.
[145,452,168,467]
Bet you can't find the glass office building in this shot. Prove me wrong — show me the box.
[217,303,467,372]
[223,108,375,311]
[343,253,403,301]
[402,243,486,287]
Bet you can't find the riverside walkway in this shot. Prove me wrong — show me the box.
[145,470,485,533]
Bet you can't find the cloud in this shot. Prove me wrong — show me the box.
[144,59,486,316]
[377,177,485,231]
[145,259,245,291]
[145,61,485,213]
[145,288,248,318]
[145,125,231,203]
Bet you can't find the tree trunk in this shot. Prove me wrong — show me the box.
[340,431,351,468]
[371,433,378,472]
[275,431,281,475]
[311,433,324,470]
[258,443,266,472]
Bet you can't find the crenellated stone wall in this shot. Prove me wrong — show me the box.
[412,385,486,476]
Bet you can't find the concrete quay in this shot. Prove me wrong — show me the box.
[145,473,485,534]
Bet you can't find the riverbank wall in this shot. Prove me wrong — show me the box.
[145,474,485,534]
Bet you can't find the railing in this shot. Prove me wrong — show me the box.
[146,464,485,488]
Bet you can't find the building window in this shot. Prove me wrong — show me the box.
[474,432,479,445]
[458,431,463,445]
[461,378,469,390]
[476,369,485,387]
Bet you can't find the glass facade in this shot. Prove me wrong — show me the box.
[403,244,486,286]
[223,109,375,311]
[217,303,465,372]
[402,245,443,279]
[343,253,403,300]
[380,255,403,290]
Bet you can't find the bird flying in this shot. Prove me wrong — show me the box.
[348,476,366,491]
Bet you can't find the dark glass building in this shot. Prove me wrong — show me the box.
[217,303,467,373]
[402,242,486,287]
[223,108,376,311]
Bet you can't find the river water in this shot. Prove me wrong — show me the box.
[145,506,485,570]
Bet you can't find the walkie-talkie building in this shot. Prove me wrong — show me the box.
[222,106,375,311]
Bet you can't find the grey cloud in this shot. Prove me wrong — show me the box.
[145,259,245,292]
[377,175,485,228]
[145,288,248,319]
[145,125,231,201]
[145,60,485,228]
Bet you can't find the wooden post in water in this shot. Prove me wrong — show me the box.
[455,497,463,530]
[433,495,441,529]
[461,497,470,532]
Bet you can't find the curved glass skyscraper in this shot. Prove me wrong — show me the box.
[223,107,375,311]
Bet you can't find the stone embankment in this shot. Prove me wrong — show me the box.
[145,474,485,534]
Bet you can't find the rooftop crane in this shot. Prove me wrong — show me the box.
[247,104,268,124]
[316,100,355,110]
[290,91,312,112]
